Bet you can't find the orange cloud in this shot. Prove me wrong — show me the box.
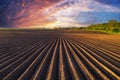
[5,0,63,28]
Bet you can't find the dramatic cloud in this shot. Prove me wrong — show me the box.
[95,0,120,8]
[0,0,120,28]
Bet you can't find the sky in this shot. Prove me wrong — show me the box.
[0,0,120,28]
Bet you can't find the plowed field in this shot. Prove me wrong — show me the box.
[0,30,120,80]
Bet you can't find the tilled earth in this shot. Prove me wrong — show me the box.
[0,30,120,80]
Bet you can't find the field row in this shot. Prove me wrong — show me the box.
[0,30,120,80]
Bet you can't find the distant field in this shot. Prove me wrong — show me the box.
[0,30,120,80]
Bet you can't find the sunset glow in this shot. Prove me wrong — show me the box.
[0,0,120,28]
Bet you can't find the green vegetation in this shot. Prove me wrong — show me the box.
[81,20,120,34]
[55,20,120,34]
[54,27,80,30]
[1,20,120,34]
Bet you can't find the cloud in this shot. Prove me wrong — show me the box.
[0,0,120,28]
[95,0,120,8]
[0,0,63,28]
[49,0,120,27]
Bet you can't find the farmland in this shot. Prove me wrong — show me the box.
[0,30,120,80]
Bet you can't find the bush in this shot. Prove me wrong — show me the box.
[82,20,120,33]
[112,28,120,33]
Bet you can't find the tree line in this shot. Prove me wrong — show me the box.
[81,20,120,33]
